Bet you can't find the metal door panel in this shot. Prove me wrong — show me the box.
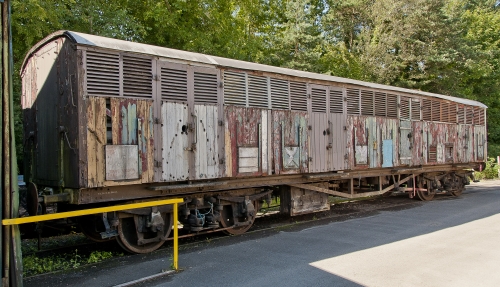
[271,110,309,174]
[194,105,220,179]
[329,113,347,171]
[310,112,330,172]
[224,106,265,177]
[459,125,474,163]
[399,120,412,165]
[161,102,189,181]
[475,126,485,161]
[309,84,330,173]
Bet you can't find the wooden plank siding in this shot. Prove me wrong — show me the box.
[194,105,220,179]
[271,110,309,174]
[224,106,267,177]
[22,35,487,195]
[330,112,347,171]
[161,102,189,182]
[86,97,154,187]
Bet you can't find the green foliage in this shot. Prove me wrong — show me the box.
[474,157,499,180]
[23,248,123,277]
[23,249,81,277]
[10,0,500,169]
[87,250,114,264]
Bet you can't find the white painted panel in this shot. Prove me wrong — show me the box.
[238,147,259,173]
[239,147,259,158]
[355,145,368,165]
[239,167,259,173]
[240,157,259,167]
[105,145,139,180]
[283,147,300,169]
[195,105,208,179]
[206,105,218,177]
[194,105,220,179]
[162,102,189,181]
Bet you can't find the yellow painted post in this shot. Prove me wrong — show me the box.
[173,202,178,270]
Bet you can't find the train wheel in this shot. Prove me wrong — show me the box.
[448,174,465,196]
[220,201,259,235]
[78,215,114,242]
[450,186,464,196]
[416,180,435,201]
[117,212,172,254]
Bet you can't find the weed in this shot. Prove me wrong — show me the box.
[474,157,498,180]
[22,248,124,277]
[23,249,82,276]
[87,250,114,264]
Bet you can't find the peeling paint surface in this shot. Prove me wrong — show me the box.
[225,106,265,177]
[272,110,308,174]
[351,116,368,167]
[194,105,220,179]
[399,120,412,166]
[411,121,423,166]
[330,113,347,171]
[87,97,154,187]
[162,102,189,181]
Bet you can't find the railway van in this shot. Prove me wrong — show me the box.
[21,31,486,253]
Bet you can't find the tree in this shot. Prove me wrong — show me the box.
[265,0,325,72]
[357,0,460,91]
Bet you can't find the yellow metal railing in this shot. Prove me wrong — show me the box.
[2,198,183,270]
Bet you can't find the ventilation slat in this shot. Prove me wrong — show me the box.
[194,72,218,104]
[466,106,473,125]
[450,104,457,123]
[122,55,152,98]
[400,97,410,119]
[347,88,360,115]
[161,68,187,102]
[457,105,465,124]
[387,94,398,118]
[361,90,373,116]
[290,81,307,112]
[442,102,450,123]
[311,88,327,113]
[270,78,289,110]
[330,89,343,114]
[86,62,118,68]
[411,99,420,120]
[86,51,120,97]
[431,101,441,122]
[428,145,437,162]
[422,99,432,121]
[248,75,269,108]
[224,71,246,106]
[374,92,386,117]
[474,107,484,125]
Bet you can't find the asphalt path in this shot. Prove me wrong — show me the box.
[25,180,500,287]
